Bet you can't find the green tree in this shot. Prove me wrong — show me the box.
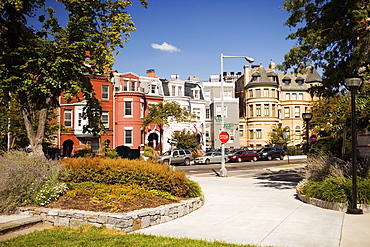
[281,0,370,91]
[172,130,199,152]
[267,124,291,147]
[142,102,194,154]
[0,0,147,156]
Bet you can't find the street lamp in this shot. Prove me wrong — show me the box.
[219,53,254,177]
[345,76,363,214]
[302,112,313,154]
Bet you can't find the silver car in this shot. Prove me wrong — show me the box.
[194,152,229,165]
[157,149,193,165]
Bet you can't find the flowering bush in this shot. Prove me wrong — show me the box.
[34,182,69,206]
[0,151,63,212]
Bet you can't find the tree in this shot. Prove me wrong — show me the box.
[267,124,291,147]
[172,130,199,152]
[0,0,147,156]
[142,102,194,154]
[281,0,370,92]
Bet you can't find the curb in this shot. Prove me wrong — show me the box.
[296,193,370,213]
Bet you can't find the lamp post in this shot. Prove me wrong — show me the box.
[345,76,363,214]
[302,112,313,154]
[219,53,254,177]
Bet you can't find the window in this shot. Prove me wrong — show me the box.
[171,86,176,96]
[285,93,290,100]
[216,106,227,118]
[140,101,144,118]
[284,107,290,118]
[256,89,261,97]
[123,80,129,91]
[249,90,253,98]
[264,88,269,97]
[192,108,201,121]
[150,84,156,94]
[205,108,210,119]
[102,111,109,128]
[239,125,244,137]
[124,129,133,145]
[256,129,262,139]
[256,104,261,117]
[271,89,276,98]
[295,126,301,140]
[78,112,83,127]
[193,89,200,99]
[131,81,136,91]
[64,109,72,128]
[102,85,109,99]
[249,130,254,139]
[249,105,253,117]
[297,79,304,85]
[295,106,300,118]
[178,86,182,96]
[264,104,269,116]
[298,93,303,100]
[292,93,297,100]
[272,104,276,117]
[124,101,132,116]
[204,90,210,99]
[283,79,291,85]
[224,90,232,98]
[252,76,258,81]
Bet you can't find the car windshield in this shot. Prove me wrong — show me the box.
[162,151,172,155]
[205,152,213,156]
[233,151,243,155]
[260,148,271,152]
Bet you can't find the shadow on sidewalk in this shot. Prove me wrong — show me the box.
[253,168,305,190]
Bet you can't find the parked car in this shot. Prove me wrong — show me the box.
[228,150,259,162]
[257,147,285,160]
[194,151,229,165]
[156,149,193,165]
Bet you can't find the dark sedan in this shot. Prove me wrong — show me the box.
[228,150,259,162]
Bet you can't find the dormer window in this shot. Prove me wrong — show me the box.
[283,79,291,85]
[251,72,260,82]
[193,89,200,99]
[296,77,304,85]
[252,76,258,81]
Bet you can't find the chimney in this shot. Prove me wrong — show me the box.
[146,69,156,78]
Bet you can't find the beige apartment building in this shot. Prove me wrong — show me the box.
[235,61,322,150]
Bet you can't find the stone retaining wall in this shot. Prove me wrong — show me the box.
[297,193,370,213]
[16,197,204,232]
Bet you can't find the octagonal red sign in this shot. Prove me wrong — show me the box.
[219,131,229,143]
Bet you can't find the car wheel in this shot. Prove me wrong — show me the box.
[252,156,257,162]
[163,159,170,165]
[184,158,191,166]
[205,159,210,165]
[267,155,272,161]
[238,157,242,162]
[279,155,284,160]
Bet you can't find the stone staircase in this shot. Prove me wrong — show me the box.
[0,215,51,241]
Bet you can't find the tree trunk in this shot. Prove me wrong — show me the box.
[18,91,50,157]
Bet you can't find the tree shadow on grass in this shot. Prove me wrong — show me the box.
[253,168,305,190]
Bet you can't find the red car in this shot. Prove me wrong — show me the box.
[228,150,259,162]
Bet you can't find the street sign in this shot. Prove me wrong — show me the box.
[214,116,222,122]
[224,123,234,129]
[309,134,318,145]
[219,131,229,143]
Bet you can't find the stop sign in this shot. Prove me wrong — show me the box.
[219,131,229,143]
[309,134,318,145]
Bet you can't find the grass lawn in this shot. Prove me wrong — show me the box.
[0,225,259,247]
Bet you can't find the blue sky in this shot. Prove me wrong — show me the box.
[114,0,297,81]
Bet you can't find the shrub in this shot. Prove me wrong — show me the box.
[105,148,119,159]
[0,151,63,212]
[306,150,348,182]
[34,182,69,206]
[59,157,201,198]
[300,177,370,205]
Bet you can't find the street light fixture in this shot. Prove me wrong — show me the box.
[302,112,313,154]
[219,53,254,177]
[345,76,363,214]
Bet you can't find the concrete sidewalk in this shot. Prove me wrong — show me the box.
[137,176,370,247]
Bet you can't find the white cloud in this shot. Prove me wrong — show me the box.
[151,42,180,52]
